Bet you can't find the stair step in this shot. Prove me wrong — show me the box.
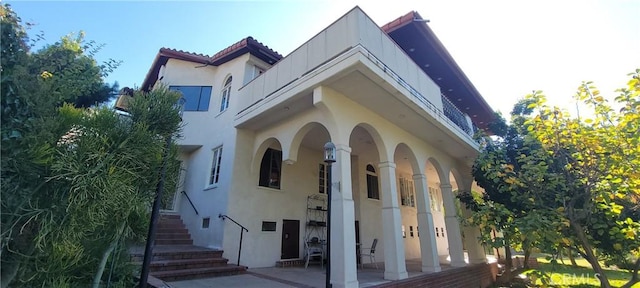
[155,232,191,240]
[160,214,182,220]
[156,228,188,234]
[154,239,193,245]
[156,223,186,230]
[151,265,246,282]
[150,258,230,271]
[130,245,224,261]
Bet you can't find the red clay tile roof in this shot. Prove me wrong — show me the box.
[141,37,282,91]
[158,48,212,64]
[211,38,248,62]
[381,11,419,33]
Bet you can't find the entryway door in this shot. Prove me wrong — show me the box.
[281,219,300,259]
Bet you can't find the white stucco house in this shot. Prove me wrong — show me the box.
[141,7,495,288]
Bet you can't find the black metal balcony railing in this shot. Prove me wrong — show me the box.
[362,46,475,142]
[441,94,471,135]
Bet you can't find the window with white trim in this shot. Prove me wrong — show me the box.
[399,177,415,207]
[208,146,222,186]
[318,163,327,194]
[428,186,442,212]
[220,76,232,112]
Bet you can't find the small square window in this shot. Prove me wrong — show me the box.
[202,217,210,229]
[409,226,414,237]
[261,221,276,232]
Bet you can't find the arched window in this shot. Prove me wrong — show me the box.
[220,76,232,112]
[366,164,379,199]
[259,148,282,189]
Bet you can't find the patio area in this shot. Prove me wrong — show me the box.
[167,258,495,288]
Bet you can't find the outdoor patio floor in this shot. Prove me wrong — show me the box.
[167,259,457,288]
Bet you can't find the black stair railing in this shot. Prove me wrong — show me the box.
[180,190,199,215]
[218,214,248,266]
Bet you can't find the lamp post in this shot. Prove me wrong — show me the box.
[323,142,336,288]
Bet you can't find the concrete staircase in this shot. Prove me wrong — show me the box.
[130,214,246,282]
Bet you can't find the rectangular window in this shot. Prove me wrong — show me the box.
[399,177,415,207]
[252,65,264,79]
[220,87,230,112]
[169,86,212,111]
[318,163,327,194]
[366,174,379,199]
[261,221,277,232]
[202,217,210,229]
[402,225,406,238]
[208,146,222,186]
[429,187,442,212]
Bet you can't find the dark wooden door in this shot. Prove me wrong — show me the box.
[281,219,300,259]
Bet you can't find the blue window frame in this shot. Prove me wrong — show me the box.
[169,86,212,111]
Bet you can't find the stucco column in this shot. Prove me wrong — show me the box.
[413,174,441,272]
[460,196,486,264]
[378,161,409,280]
[440,183,466,267]
[330,144,359,288]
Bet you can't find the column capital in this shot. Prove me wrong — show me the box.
[378,161,396,169]
[440,183,452,189]
[334,144,352,153]
[412,174,426,181]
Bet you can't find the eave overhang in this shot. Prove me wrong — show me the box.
[141,37,282,91]
[383,11,495,131]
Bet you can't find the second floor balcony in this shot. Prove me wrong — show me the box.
[235,7,492,156]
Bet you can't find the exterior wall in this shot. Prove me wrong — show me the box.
[224,108,334,267]
[156,54,260,250]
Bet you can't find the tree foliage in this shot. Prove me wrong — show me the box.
[462,70,640,288]
[1,4,183,287]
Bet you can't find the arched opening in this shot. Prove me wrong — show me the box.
[258,148,282,189]
[348,125,384,270]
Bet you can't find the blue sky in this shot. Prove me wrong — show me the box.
[8,0,640,115]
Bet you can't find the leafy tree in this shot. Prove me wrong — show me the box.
[1,4,183,287]
[460,106,565,283]
[525,70,640,288]
[463,70,640,288]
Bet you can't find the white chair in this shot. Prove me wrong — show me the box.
[305,237,324,269]
[359,238,378,269]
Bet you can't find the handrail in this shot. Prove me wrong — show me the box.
[180,191,199,215]
[219,214,248,266]
[362,46,480,145]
